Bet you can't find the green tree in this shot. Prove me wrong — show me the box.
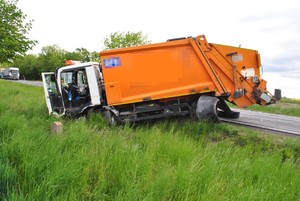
[39,45,66,72]
[64,51,82,62]
[13,45,66,80]
[13,54,39,80]
[75,48,90,62]
[65,48,99,62]
[103,31,150,50]
[0,0,37,64]
[12,46,100,80]
[90,51,100,62]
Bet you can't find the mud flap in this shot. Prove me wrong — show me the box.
[196,95,219,122]
[217,98,240,119]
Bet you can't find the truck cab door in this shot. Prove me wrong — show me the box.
[42,73,65,116]
[85,66,101,106]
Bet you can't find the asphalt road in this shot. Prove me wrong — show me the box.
[17,80,43,87]
[220,109,300,136]
[10,79,300,136]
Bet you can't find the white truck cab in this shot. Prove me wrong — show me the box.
[42,62,103,117]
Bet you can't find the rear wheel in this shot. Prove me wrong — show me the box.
[195,95,219,122]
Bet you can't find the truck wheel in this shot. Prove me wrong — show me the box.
[102,110,119,126]
[196,95,219,122]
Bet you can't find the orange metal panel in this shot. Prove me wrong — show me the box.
[104,82,121,104]
[100,35,271,108]
[208,44,262,105]
[100,39,217,106]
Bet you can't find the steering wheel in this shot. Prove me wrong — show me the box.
[68,83,79,92]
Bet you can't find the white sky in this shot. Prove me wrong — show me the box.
[18,0,300,98]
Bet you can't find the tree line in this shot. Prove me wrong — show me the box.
[12,46,100,80]
[12,31,150,80]
[1,0,150,80]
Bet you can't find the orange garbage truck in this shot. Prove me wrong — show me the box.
[42,35,273,123]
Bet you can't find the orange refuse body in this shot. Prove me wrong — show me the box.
[100,35,272,108]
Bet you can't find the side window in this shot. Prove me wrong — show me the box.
[77,71,87,86]
[77,70,88,95]
[45,74,58,94]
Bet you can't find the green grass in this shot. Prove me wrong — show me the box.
[280,98,300,105]
[1,80,300,200]
[247,97,300,117]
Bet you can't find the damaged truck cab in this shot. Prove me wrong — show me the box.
[42,62,103,117]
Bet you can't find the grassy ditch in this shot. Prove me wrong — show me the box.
[1,80,300,200]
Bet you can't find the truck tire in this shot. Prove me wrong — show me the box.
[195,95,219,122]
[102,109,119,126]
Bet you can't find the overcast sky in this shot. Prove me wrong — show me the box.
[18,0,300,98]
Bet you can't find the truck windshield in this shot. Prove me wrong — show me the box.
[60,70,87,86]
[61,72,74,85]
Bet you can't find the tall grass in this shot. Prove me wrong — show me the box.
[280,97,300,105]
[246,97,300,117]
[1,80,300,200]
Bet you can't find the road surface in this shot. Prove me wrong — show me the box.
[17,80,43,87]
[220,109,300,137]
